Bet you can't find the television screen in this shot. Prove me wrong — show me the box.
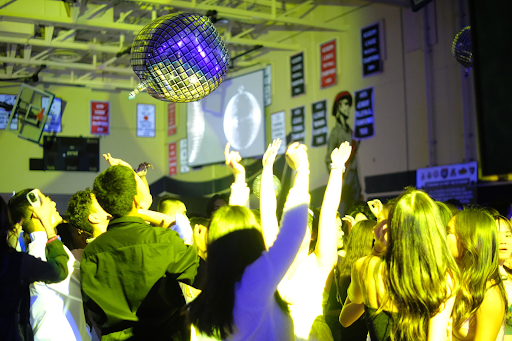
[42,97,62,133]
[187,69,265,167]
[0,94,17,130]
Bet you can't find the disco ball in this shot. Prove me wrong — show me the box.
[252,174,282,199]
[129,13,230,102]
[452,26,472,69]
[223,86,262,150]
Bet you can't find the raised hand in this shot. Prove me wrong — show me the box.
[103,153,132,168]
[342,214,356,231]
[135,162,153,177]
[224,143,245,177]
[373,218,388,254]
[285,142,309,171]
[262,139,282,168]
[331,141,352,166]
[29,191,62,237]
[367,199,383,218]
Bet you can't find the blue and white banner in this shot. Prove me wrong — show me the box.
[353,87,375,140]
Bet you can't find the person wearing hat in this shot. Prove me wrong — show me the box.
[325,91,362,215]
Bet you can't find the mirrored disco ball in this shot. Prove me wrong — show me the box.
[223,86,262,150]
[130,13,230,102]
[252,174,282,199]
[452,26,472,68]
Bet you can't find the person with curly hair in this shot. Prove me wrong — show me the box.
[66,188,112,242]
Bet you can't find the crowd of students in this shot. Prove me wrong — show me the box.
[1,138,511,341]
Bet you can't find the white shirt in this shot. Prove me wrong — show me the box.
[28,231,91,341]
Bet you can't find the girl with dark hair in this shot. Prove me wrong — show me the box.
[188,142,310,340]
[340,189,459,341]
[0,191,69,341]
[495,215,512,340]
[448,209,507,340]
[335,219,375,340]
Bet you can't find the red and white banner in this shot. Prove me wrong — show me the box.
[169,142,177,176]
[91,101,110,135]
[168,103,176,136]
[320,39,337,89]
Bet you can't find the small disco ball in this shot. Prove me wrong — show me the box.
[452,26,472,69]
[252,174,282,199]
[130,13,230,102]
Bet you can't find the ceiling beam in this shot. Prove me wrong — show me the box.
[123,0,345,31]
[0,13,300,50]
[365,0,409,7]
[228,36,299,50]
[0,11,143,33]
[53,29,76,42]
[0,56,134,75]
[0,36,122,53]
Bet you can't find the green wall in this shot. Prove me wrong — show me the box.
[0,1,469,207]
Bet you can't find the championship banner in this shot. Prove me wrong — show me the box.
[320,39,337,89]
[291,106,306,143]
[91,101,110,135]
[290,52,305,97]
[270,111,286,154]
[169,142,177,176]
[361,22,383,77]
[180,138,190,173]
[137,104,156,137]
[353,87,375,140]
[264,65,272,107]
[168,103,177,136]
[311,100,328,147]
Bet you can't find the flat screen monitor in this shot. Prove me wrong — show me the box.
[187,69,265,167]
[42,97,62,133]
[0,94,17,130]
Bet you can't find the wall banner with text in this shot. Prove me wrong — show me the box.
[168,103,176,136]
[353,87,375,140]
[180,138,190,174]
[361,22,383,77]
[290,52,305,97]
[264,65,272,107]
[137,104,156,137]
[291,106,306,143]
[311,100,328,147]
[91,101,110,135]
[270,111,286,154]
[320,39,337,89]
[168,142,177,176]
[417,161,477,204]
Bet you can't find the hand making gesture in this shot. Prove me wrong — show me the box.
[262,139,282,169]
[330,141,352,171]
[224,143,245,184]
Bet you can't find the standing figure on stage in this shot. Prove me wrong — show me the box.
[325,91,361,215]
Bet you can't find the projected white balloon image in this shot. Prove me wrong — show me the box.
[187,102,206,163]
[223,86,262,150]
